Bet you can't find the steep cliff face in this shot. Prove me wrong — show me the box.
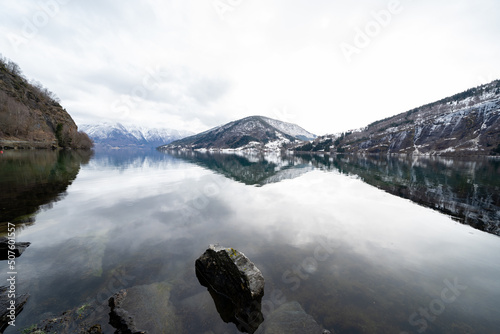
[333,80,500,156]
[0,57,92,149]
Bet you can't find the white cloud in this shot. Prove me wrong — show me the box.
[1,0,499,135]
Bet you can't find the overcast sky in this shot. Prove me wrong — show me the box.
[1,0,499,135]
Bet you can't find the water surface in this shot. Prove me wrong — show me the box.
[1,150,499,333]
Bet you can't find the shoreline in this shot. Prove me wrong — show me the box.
[0,140,58,150]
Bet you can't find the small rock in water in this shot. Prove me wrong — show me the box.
[0,237,30,260]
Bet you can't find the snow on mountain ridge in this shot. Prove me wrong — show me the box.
[81,123,192,139]
[80,122,131,139]
[260,116,316,140]
[80,122,193,148]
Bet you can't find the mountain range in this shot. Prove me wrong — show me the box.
[159,115,316,151]
[160,81,500,156]
[80,123,193,150]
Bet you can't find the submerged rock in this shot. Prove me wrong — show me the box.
[108,282,181,334]
[195,244,265,333]
[261,301,331,334]
[0,286,29,332]
[0,237,30,260]
[19,298,109,334]
[16,276,179,333]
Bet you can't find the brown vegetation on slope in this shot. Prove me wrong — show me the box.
[0,55,92,149]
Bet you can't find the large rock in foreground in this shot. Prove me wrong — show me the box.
[195,244,265,333]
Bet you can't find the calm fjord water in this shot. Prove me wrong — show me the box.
[1,150,499,333]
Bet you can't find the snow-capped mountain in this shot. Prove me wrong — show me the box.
[80,123,193,149]
[158,115,316,151]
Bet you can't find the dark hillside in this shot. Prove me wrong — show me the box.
[337,80,500,156]
[295,80,500,156]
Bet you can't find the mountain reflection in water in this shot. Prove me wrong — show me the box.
[166,150,313,186]
[167,151,500,236]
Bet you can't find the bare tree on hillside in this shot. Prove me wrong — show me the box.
[72,131,94,149]
[0,90,34,139]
